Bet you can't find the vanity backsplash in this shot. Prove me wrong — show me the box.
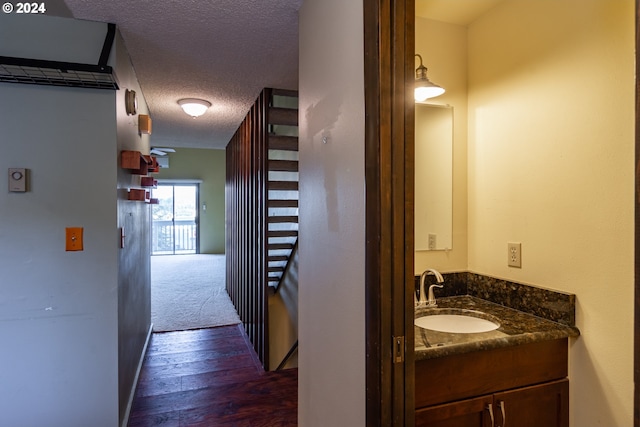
[415,272,576,328]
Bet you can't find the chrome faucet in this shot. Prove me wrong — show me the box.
[418,268,444,307]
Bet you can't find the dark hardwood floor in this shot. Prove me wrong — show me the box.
[128,324,297,427]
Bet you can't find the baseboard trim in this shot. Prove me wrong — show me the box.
[121,323,153,427]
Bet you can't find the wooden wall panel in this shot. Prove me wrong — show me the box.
[226,89,270,369]
[634,2,639,424]
[364,0,415,425]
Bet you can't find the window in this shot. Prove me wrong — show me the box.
[151,184,199,255]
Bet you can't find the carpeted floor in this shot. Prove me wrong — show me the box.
[151,254,241,332]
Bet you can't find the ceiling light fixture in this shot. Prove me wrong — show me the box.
[178,98,211,118]
[414,54,445,102]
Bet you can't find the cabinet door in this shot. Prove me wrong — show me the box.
[494,379,569,427]
[416,395,494,427]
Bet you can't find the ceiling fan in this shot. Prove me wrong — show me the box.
[150,147,176,156]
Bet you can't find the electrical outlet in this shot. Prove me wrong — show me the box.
[428,234,437,250]
[508,242,521,268]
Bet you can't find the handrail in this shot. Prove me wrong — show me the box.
[276,340,298,371]
[274,239,298,294]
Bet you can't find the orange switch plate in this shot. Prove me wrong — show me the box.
[66,227,84,251]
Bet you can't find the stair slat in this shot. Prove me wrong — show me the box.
[268,199,298,208]
[269,181,298,191]
[268,230,298,238]
[269,107,298,126]
[268,243,295,250]
[268,216,298,224]
[269,160,298,172]
[271,89,299,98]
[268,135,299,151]
[263,98,299,293]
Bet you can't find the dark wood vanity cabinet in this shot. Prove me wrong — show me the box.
[415,338,569,427]
[494,379,568,427]
[416,394,493,427]
[416,379,568,427]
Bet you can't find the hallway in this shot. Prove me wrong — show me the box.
[128,324,297,426]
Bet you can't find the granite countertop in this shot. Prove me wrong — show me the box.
[414,295,580,361]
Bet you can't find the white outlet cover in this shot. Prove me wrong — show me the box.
[508,242,522,268]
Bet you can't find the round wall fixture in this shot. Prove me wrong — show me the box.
[125,89,138,115]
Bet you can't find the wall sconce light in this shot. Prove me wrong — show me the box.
[414,54,445,102]
[178,98,211,118]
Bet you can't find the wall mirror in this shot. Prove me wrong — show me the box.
[415,103,453,251]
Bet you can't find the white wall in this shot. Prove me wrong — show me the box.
[298,0,366,425]
[416,1,634,424]
[0,14,151,427]
[0,13,109,64]
[0,30,119,427]
[0,83,118,427]
[466,1,634,425]
[415,17,468,273]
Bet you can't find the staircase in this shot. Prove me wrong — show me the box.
[225,87,298,370]
[266,89,299,292]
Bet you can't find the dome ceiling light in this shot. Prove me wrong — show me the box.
[178,98,212,118]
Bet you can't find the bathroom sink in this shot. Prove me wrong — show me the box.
[415,309,500,333]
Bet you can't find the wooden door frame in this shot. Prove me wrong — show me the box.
[364,0,416,425]
[635,1,639,425]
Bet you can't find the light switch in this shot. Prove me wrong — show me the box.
[8,168,27,192]
[119,227,125,249]
[66,227,84,251]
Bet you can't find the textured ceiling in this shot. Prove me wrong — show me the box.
[47,1,494,150]
[61,0,302,150]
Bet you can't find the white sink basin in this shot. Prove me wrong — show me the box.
[415,311,500,334]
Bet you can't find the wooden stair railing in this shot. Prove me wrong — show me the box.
[266,89,299,293]
[226,88,298,370]
[276,340,299,371]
